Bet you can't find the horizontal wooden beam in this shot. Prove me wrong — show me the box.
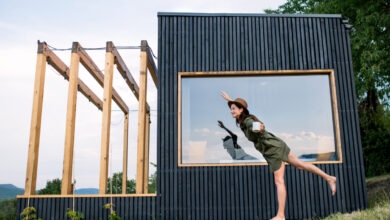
[111,49,140,98]
[145,45,158,88]
[109,42,151,113]
[17,193,157,198]
[76,43,129,114]
[43,46,103,110]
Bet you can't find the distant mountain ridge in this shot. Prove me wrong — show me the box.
[0,184,99,200]
[0,184,22,190]
[0,184,24,201]
[74,188,99,194]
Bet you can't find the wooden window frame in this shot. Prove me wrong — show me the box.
[177,69,343,167]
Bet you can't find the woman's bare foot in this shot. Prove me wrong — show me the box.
[271,215,285,220]
[327,176,337,196]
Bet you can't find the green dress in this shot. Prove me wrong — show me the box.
[240,117,291,172]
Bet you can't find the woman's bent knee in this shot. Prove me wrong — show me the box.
[296,163,305,170]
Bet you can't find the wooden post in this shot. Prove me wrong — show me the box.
[136,41,148,194]
[61,42,80,195]
[99,42,115,194]
[122,113,129,194]
[143,111,150,193]
[24,42,47,195]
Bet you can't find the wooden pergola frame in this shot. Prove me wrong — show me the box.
[24,41,158,196]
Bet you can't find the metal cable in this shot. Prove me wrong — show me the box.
[147,46,158,60]
[46,43,72,51]
[46,43,158,60]
[46,43,142,51]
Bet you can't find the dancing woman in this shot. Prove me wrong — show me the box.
[221,91,337,220]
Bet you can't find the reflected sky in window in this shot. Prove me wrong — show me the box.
[181,74,337,164]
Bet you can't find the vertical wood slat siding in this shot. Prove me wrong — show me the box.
[17,197,156,220]
[158,14,367,220]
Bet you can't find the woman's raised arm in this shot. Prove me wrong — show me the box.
[220,90,233,102]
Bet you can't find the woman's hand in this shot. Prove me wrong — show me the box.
[260,123,265,132]
[220,90,233,102]
[217,120,225,128]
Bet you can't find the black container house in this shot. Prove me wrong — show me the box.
[17,12,367,220]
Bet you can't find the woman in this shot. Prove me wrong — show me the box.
[221,91,337,220]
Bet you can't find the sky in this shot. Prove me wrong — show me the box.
[181,75,337,164]
[0,0,287,190]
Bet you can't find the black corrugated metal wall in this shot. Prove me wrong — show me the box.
[157,13,367,219]
[17,196,156,219]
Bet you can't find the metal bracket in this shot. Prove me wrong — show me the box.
[106,41,114,53]
[72,42,80,53]
[37,40,46,54]
[141,40,148,51]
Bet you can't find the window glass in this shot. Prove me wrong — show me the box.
[180,73,339,165]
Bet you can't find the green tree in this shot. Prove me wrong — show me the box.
[107,172,136,194]
[148,162,157,194]
[0,198,17,220]
[107,164,157,194]
[265,0,390,176]
[358,93,390,176]
[38,178,61,195]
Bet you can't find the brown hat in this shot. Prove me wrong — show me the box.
[228,98,248,109]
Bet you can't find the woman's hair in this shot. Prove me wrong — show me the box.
[232,103,261,126]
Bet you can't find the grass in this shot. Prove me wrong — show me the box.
[366,173,390,184]
[320,173,390,220]
[323,200,390,220]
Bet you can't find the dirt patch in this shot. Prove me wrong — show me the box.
[366,176,390,207]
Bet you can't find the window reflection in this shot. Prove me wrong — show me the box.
[181,74,339,165]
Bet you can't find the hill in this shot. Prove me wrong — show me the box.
[0,184,99,200]
[75,188,99,194]
[0,184,23,201]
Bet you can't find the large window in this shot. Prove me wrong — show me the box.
[178,70,342,166]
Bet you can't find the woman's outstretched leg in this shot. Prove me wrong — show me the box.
[287,152,337,195]
[272,162,286,220]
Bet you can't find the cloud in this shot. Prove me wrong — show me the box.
[214,130,226,136]
[300,131,317,139]
[275,131,335,155]
[182,141,207,163]
[277,131,334,142]
[278,132,303,141]
[299,131,334,143]
[194,128,211,133]
[259,82,268,86]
